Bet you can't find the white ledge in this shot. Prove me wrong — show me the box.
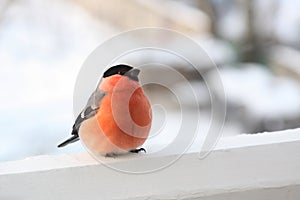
[1,128,300,200]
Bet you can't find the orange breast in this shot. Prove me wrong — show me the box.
[96,87,152,151]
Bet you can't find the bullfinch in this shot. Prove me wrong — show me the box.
[58,64,152,157]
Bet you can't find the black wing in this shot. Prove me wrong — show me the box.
[57,90,106,148]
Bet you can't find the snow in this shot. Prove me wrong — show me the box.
[216,64,300,119]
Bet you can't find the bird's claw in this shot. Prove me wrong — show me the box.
[129,148,146,154]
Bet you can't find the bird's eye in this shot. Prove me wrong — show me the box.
[118,71,121,74]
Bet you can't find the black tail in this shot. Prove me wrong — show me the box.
[57,135,79,148]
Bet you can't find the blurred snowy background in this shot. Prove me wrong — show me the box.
[0,0,300,161]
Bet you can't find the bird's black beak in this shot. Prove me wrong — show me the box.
[125,68,140,81]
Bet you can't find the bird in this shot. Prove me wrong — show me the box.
[57,64,152,157]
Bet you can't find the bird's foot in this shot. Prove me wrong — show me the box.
[129,148,146,154]
[105,152,118,158]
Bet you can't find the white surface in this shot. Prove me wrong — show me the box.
[1,128,300,199]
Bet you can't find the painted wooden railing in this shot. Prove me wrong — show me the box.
[0,128,300,200]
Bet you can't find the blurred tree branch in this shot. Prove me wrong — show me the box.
[195,0,217,34]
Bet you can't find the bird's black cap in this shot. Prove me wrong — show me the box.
[103,64,140,81]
